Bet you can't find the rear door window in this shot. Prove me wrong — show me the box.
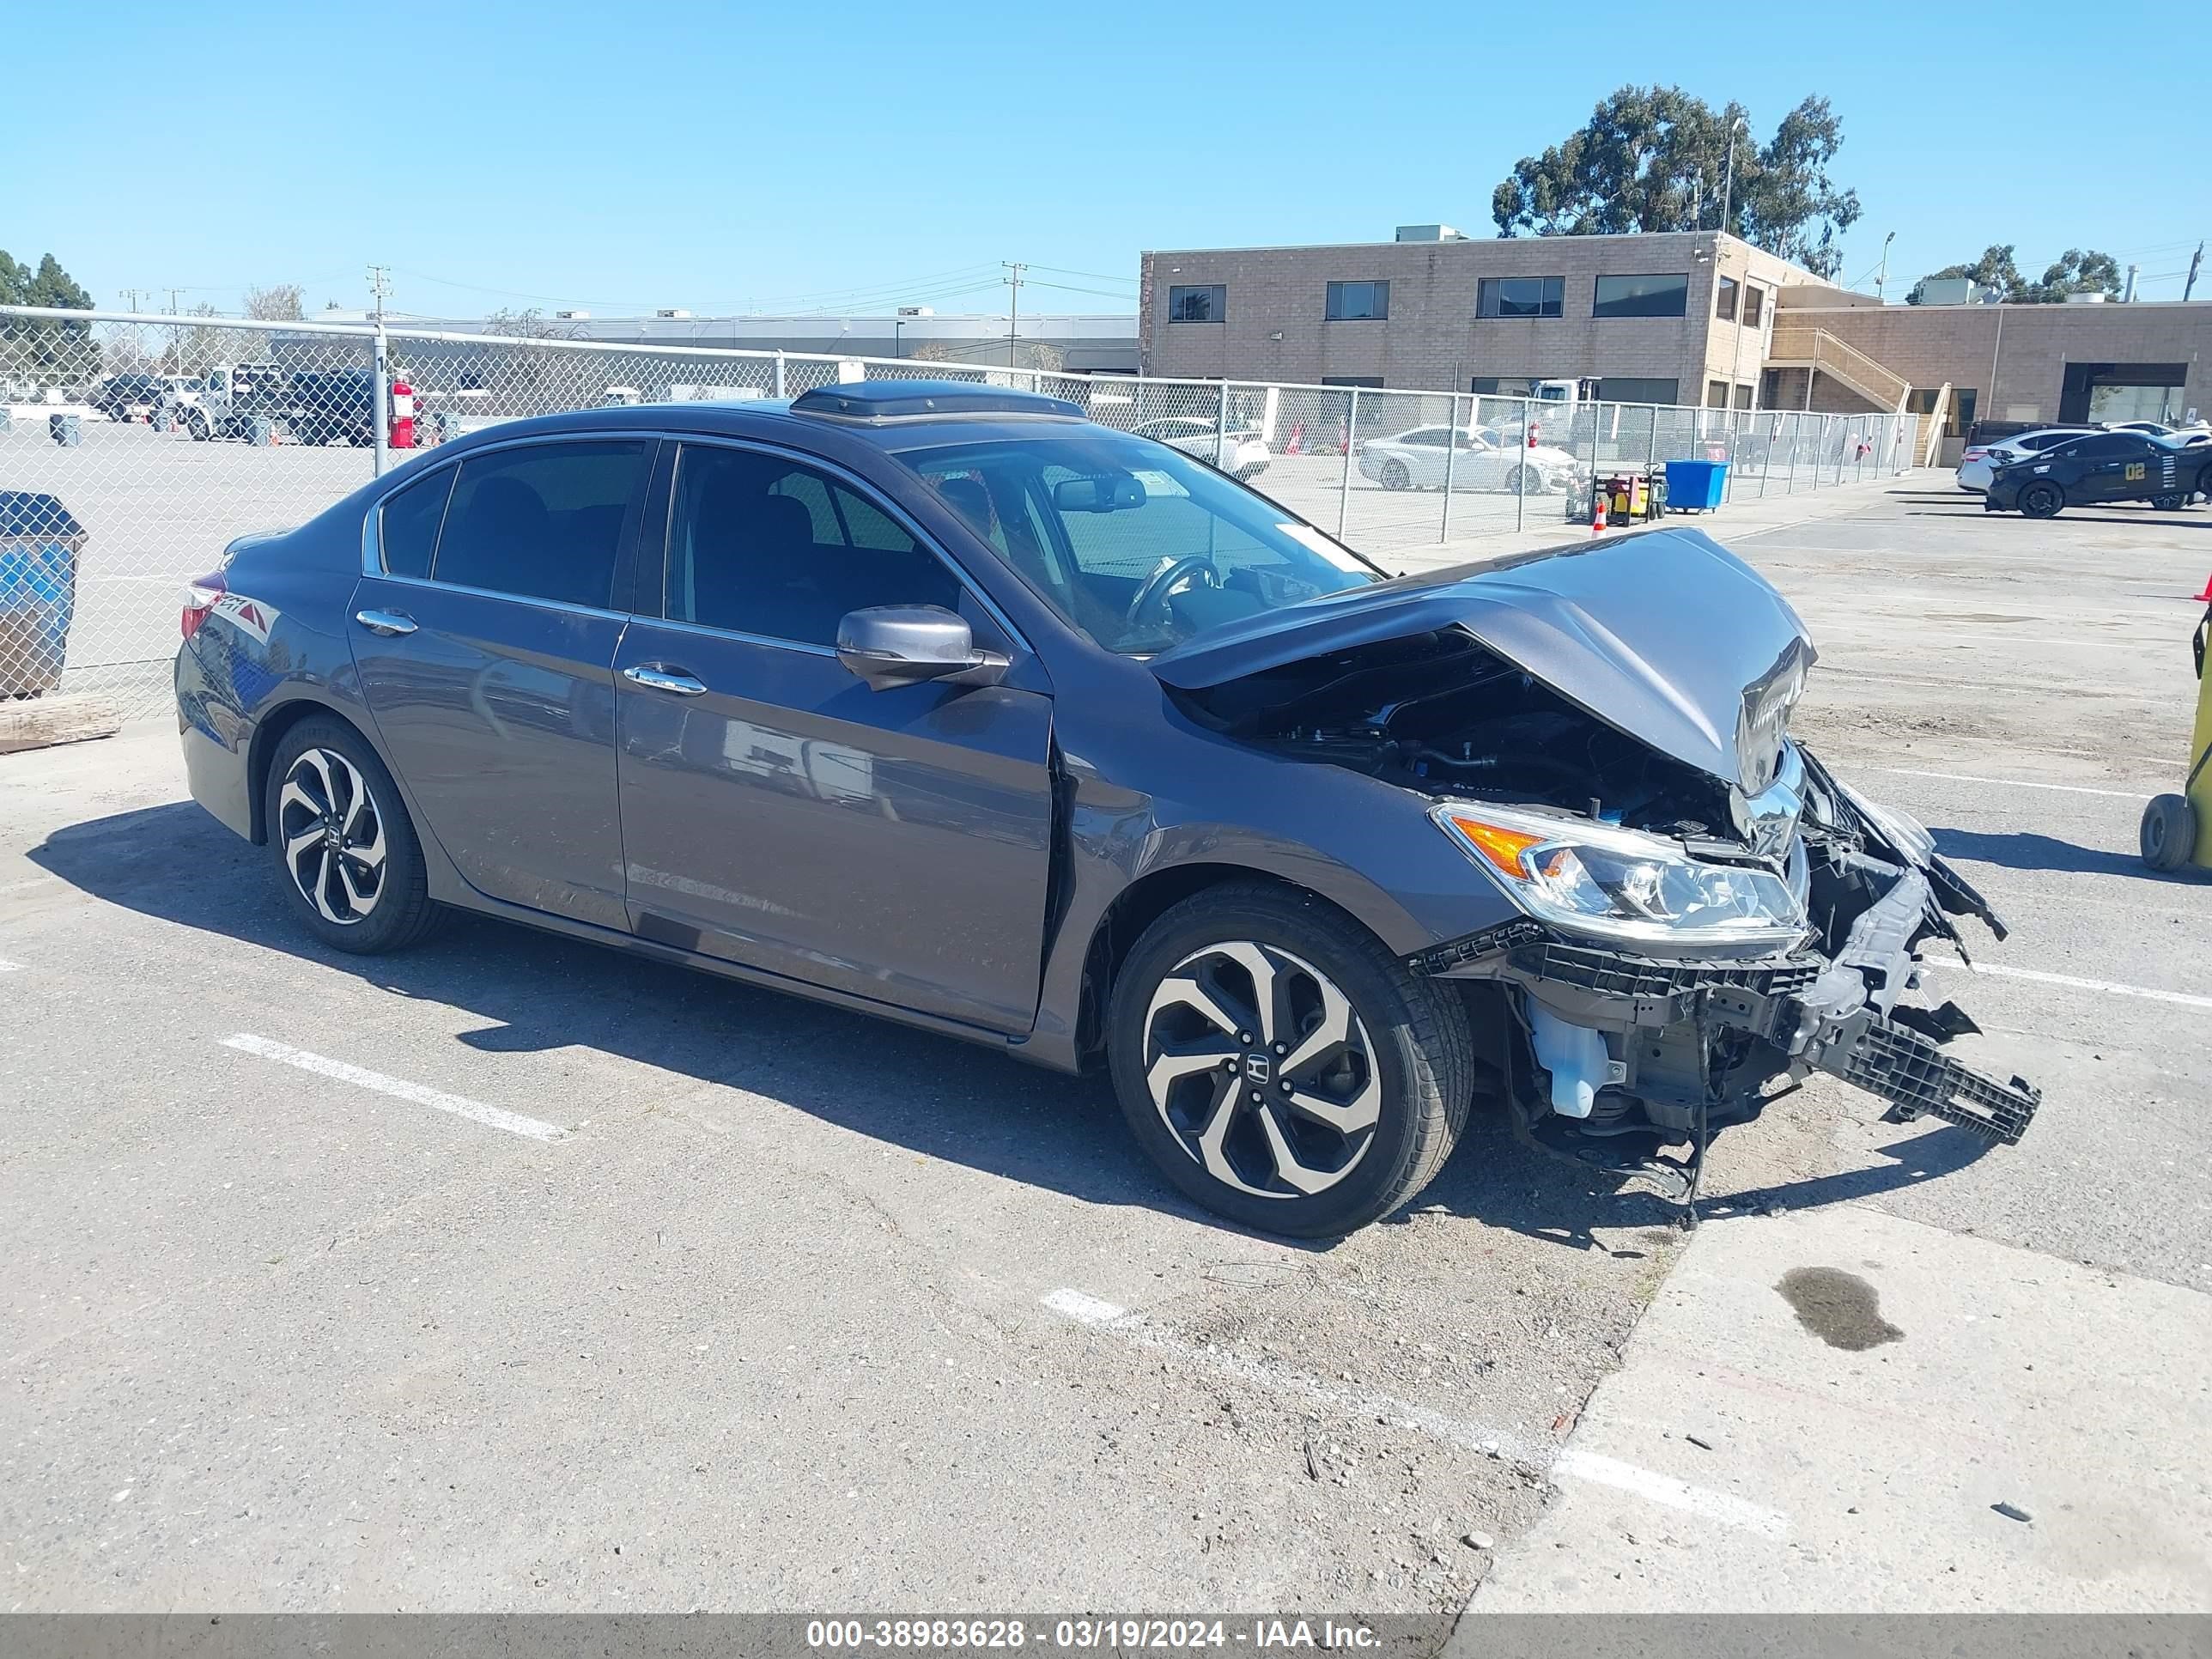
[380,467,456,579]
[431,441,650,609]
[664,445,963,647]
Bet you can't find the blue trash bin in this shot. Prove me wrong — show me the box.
[0,492,85,696]
[1662,459,1729,513]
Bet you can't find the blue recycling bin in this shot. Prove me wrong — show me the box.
[0,491,84,696]
[1662,459,1729,513]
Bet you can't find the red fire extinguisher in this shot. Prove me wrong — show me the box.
[389,376,416,450]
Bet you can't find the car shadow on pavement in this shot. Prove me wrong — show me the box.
[31,799,1670,1249]
[1932,824,2209,883]
[1690,1123,1992,1219]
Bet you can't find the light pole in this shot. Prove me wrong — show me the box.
[1718,113,1747,237]
[1875,231,1897,301]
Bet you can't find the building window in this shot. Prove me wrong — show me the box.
[1716,277,1739,322]
[1322,374,1383,387]
[1324,280,1389,321]
[1907,386,1979,439]
[1733,384,1754,410]
[1741,284,1765,327]
[1166,284,1225,324]
[1476,276,1565,319]
[1706,380,1732,409]
[1592,274,1689,319]
[1595,378,1680,405]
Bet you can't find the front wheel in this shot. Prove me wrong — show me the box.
[265,717,444,953]
[1379,459,1411,491]
[2153,494,2185,511]
[2019,480,2064,519]
[1507,463,1545,496]
[2141,793,2198,872]
[1107,883,1474,1237]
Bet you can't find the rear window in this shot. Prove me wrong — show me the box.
[431,441,649,609]
[379,468,455,579]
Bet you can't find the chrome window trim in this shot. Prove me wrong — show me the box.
[658,433,1036,659]
[626,612,840,659]
[363,569,633,624]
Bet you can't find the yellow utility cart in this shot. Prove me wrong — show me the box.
[2140,604,2212,871]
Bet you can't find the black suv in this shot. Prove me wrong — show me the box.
[1985,429,2212,517]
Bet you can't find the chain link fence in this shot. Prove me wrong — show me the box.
[0,305,1913,721]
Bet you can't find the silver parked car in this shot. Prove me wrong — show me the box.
[1358,425,1581,495]
[1130,416,1271,481]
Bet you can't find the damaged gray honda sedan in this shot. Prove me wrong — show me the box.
[177,380,2037,1237]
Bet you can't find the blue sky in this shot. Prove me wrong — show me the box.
[11,1,2202,318]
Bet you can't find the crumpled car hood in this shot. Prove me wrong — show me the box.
[1149,526,1816,792]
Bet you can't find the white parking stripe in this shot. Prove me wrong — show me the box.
[1874,766,2153,799]
[221,1033,570,1141]
[1923,959,2212,1011]
[1040,1288,1790,1538]
[0,957,21,973]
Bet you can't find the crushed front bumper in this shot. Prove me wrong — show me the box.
[1413,863,2041,1159]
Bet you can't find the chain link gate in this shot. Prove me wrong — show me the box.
[0,305,1913,722]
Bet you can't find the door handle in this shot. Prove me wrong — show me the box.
[353,608,417,636]
[623,664,708,697]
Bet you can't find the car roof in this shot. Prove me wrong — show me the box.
[414,380,1098,465]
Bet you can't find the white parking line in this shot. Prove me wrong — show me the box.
[1923,959,2212,1011]
[0,957,20,973]
[221,1033,570,1142]
[1040,1288,1790,1539]
[1873,766,2152,799]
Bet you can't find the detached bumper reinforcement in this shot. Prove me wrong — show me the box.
[1827,1012,2039,1145]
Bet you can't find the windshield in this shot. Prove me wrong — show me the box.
[896,431,1381,653]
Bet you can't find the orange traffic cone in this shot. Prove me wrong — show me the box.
[1590,492,1608,536]
[2194,570,2212,603]
[1286,421,1304,455]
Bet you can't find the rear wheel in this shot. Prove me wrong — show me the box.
[1379,459,1411,491]
[1107,883,1474,1237]
[2141,793,2198,872]
[2020,480,2064,519]
[265,717,443,953]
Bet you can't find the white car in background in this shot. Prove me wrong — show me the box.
[1130,416,1270,481]
[1955,427,2094,492]
[1957,421,2210,491]
[1358,424,1582,495]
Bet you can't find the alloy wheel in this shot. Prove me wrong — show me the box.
[276,747,387,925]
[1141,940,1382,1200]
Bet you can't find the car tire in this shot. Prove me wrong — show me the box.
[1107,881,1474,1237]
[186,412,210,441]
[1380,459,1411,491]
[2020,481,2064,519]
[264,716,444,954]
[2153,494,2185,511]
[2140,793,2198,872]
[1507,463,1544,496]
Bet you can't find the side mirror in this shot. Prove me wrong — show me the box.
[836,605,1009,692]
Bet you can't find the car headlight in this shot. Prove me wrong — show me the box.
[1431,801,1808,948]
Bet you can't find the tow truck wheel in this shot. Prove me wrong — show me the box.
[1107,882,1474,1238]
[2140,793,2197,872]
[2020,481,2064,519]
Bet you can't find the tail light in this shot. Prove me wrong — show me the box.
[181,569,227,640]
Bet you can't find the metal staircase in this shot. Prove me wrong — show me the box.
[1765,325,1913,415]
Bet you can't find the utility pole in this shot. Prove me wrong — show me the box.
[2183,242,2203,302]
[1718,114,1746,238]
[1002,261,1025,368]
[1875,231,1897,302]
[368,264,392,478]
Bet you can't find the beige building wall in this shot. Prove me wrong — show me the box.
[1775,295,2211,449]
[1139,232,1833,403]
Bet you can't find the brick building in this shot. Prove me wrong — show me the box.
[1139,226,2211,462]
